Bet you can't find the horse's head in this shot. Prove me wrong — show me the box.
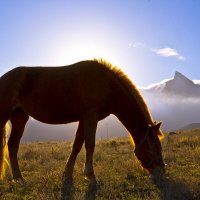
[134,122,166,177]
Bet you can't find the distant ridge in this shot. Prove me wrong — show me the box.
[179,123,200,131]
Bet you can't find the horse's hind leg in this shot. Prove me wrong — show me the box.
[8,109,29,182]
[0,113,9,179]
[83,112,98,183]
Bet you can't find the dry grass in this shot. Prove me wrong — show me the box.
[0,130,200,199]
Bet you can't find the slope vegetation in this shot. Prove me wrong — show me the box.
[0,130,200,199]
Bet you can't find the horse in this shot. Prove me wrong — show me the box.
[0,59,165,197]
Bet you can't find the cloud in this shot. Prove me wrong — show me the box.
[152,47,186,60]
[128,42,145,48]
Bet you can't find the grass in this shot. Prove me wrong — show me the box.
[0,130,200,200]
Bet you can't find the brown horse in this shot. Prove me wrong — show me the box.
[0,60,165,196]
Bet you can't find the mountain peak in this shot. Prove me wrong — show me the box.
[172,71,194,86]
[174,71,190,81]
[141,70,200,97]
[163,71,200,96]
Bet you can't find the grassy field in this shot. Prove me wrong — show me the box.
[0,129,200,200]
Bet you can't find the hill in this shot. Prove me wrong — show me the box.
[0,130,200,199]
[21,115,127,142]
[179,123,200,131]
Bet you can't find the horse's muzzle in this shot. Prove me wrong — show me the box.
[151,165,166,178]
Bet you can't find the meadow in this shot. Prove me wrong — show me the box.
[0,129,200,200]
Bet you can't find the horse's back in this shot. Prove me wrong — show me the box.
[2,61,113,123]
[20,61,112,102]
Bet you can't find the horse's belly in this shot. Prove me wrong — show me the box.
[17,75,111,124]
[32,114,79,124]
[28,108,80,124]
[20,98,81,124]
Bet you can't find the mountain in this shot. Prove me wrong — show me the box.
[163,71,200,97]
[140,71,200,131]
[142,71,200,97]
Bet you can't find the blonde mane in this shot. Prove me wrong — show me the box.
[94,59,153,124]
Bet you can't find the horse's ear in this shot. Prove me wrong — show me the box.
[154,122,162,131]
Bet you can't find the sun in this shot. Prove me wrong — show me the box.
[57,40,119,67]
[66,44,105,63]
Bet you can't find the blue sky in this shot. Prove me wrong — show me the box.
[0,0,200,86]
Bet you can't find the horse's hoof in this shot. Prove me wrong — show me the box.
[61,178,74,200]
[12,177,26,185]
[88,177,99,192]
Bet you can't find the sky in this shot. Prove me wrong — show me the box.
[0,0,200,87]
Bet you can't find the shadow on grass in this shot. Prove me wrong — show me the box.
[61,179,74,200]
[61,179,97,200]
[84,180,97,200]
[152,176,194,200]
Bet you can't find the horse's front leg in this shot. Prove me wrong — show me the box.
[83,111,98,188]
[8,109,29,183]
[62,121,84,183]
[61,121,85,199]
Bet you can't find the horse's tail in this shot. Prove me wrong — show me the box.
[0,122,10,180]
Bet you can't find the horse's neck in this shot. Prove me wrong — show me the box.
[113,90,152,144]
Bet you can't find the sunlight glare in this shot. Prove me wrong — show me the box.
[58,42,119,67]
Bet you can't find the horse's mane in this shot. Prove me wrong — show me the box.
[94,59,153,125]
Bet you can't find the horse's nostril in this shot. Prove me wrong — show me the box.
[151,167,165,177]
